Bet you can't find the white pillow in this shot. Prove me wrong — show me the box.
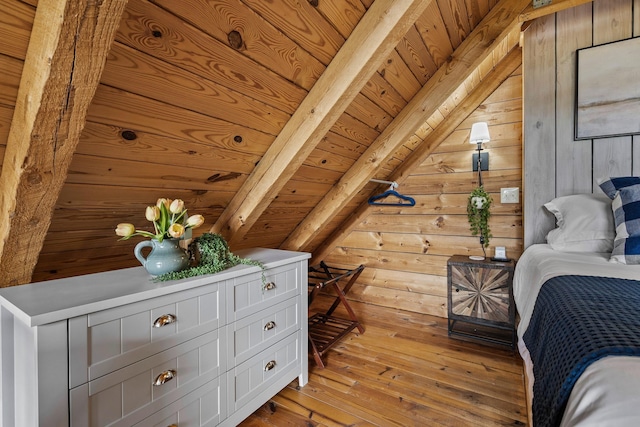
[544,194,615,253]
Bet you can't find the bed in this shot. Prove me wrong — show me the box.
[514,180,640,426]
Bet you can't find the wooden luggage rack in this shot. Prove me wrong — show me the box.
[307,261,365,368]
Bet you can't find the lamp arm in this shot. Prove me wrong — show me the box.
[476,143,483,187]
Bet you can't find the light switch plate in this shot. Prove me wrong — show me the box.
[500,187,519,204]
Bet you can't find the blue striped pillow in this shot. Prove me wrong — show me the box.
[611,183,640,264]
[599,176,640,199]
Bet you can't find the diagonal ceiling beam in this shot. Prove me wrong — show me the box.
[280,0,530,252]
[210,0,432,246]
[0,0,128,287]
[309,47,523,265]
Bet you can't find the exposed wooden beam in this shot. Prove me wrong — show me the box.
[0,0,128,287]
[280,0,530,253]
[309,47,523,265]
[519,0,593,22]
[210,0,432,246]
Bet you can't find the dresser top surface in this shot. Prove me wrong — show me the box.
[0,248,310,327]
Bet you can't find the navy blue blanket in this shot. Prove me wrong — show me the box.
[523,275,640,427]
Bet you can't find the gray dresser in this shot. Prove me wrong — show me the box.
[0,248,309,427]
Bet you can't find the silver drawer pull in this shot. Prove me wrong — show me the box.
[153,314,177,328]
[153,369,176,386]
[264,360,276,371]
[264,282,276,291]
[264,321,276,331]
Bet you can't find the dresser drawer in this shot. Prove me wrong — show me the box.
[69,282,224,387]
[70,329,224,427]
[227,297,300,366]
[133,374,226,427]
[227,331,301,415]
[228,262,300,323]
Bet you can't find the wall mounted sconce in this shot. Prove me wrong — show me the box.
[470,122,490,186]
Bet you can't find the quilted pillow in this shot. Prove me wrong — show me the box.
[610,183,640,264]
[544,194,614,253]
[598,176,640,199]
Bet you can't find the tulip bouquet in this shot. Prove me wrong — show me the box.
[115,198,205,242]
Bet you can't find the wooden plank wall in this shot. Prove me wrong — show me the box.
[322,65,523,318]
[3,0,507,285]
[524,0,640,247]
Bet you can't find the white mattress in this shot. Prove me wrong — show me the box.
[513,244,640,426]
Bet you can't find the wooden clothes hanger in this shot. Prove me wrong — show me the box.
[367,180,416,206]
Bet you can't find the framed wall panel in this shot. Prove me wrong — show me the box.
[575,36,640,139]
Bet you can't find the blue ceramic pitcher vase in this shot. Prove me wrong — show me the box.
[134,238,189,277]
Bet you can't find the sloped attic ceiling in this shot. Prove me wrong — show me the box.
[0,0,584,286]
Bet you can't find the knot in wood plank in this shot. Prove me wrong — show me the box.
[121,130,137,140]
[227,30,244,50]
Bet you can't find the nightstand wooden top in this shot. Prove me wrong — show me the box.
[448,255,515,269]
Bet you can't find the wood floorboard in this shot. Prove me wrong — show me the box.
[240,295,527,426]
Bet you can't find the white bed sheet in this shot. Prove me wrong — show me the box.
[513,244,640,426]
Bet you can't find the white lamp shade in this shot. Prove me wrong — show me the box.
[469,122,490,144]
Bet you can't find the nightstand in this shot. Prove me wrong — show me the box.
[447,255,516,349]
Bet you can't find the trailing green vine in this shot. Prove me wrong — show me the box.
[154,232,265,284]
[467,186,492,247]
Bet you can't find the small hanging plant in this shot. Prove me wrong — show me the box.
[467,186,492,247]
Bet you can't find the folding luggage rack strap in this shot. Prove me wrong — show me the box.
[307,261,365,368]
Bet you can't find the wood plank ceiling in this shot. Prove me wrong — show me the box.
[0,0,584,286]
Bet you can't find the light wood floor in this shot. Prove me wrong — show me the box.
[240,295,527,426]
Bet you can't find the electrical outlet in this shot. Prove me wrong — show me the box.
[501,187,519,204]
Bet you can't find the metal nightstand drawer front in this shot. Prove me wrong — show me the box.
[450,264,511,323]
[447,255,516,349]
